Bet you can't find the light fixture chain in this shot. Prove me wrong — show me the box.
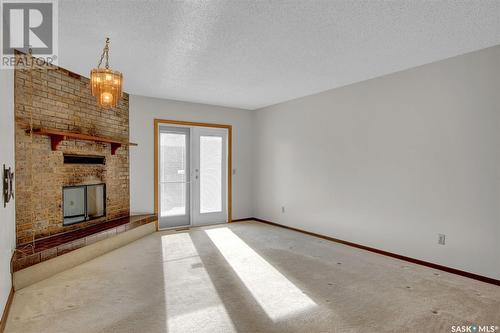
[97,37,110,69]
[105,41,109,69]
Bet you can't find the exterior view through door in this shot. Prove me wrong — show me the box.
[157,122,229,229]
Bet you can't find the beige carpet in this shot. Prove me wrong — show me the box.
[5,221,500,333]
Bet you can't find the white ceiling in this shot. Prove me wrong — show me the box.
[59,0,500,110]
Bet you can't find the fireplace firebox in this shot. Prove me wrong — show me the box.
[63,184,106,225]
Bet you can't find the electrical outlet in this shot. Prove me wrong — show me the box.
[281,206,285,213]
[438,234,446,245]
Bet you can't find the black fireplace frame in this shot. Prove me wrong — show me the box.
[63,184,106,226]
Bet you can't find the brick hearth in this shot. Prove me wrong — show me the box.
[13,214,156,272]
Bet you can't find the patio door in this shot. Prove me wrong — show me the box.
[158,124,228,229]
[191,127,228,226]
[158,126,191,229]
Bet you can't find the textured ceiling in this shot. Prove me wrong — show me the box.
[59,0,500,110]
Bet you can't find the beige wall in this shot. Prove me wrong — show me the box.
[0,69,16,315]
[253,46,500,279]
[129,96,254,220]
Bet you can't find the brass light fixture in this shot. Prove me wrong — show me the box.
[90,38,123,108]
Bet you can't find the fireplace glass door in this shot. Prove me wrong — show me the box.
[87,184,105,219]
[63,186,86,225]
[63,184,106,225]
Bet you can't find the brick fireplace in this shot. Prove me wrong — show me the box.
[14,62,130,245]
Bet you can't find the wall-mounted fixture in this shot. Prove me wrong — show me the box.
[3,164,14,207]
[90,37,123,108]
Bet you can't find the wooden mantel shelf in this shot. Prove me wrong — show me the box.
[27,128,138,155]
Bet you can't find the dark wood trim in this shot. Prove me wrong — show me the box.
[0,286,14,333]
[153,119,233,231]
[231,218,254,223]
[27,128,137,155]
[252,218,500,286]
[154,119,233,130]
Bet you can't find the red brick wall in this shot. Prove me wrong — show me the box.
[15,64,130,245]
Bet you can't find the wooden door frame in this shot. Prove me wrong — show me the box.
[154,119,233,230]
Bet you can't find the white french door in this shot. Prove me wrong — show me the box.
[191,127,228,225]
[158,125,228,229]
[158,126,191,229]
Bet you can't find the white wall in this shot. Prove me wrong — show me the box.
[0,70,16,314]
[253,46,500,280]
[129,96,254,220]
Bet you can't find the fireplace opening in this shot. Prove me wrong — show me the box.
[63,184,106,225]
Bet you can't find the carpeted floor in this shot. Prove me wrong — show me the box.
[5,221,500,333]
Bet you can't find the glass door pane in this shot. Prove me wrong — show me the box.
[159,127,190,229]
[200,136,222,213]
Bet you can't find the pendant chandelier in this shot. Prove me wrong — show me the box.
[90,37,123,108]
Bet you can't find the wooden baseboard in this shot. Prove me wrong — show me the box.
[0,286,14,333]
[252,217,500,286]
[231,218,254,223]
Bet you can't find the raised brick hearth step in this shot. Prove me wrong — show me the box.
[13,214,157,272]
